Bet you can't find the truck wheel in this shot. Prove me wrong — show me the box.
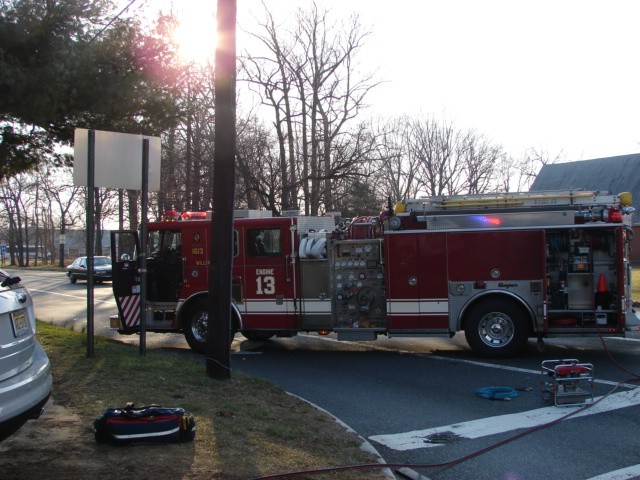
[183,300,208,353]
[182,299,237,354]
[464,298,529,358]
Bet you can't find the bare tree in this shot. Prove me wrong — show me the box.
[517,147,565,191]
[371,115,509,201]
[240,1,380,215]
[235,116,284,214]
[240,6,300,212]
[457,130,505,194]
[296,5,377,213]
[409,116,459,196]
[492,153,513,193]
[310,121,380,217]
[93,188,119,255]
[154,63,216,215]
[370,116,423,202]
[1,174,33,266]
[39,166,83,266]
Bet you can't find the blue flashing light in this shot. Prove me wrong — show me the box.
[471,215,502,227]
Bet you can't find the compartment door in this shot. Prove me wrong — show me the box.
[110,231,141,331]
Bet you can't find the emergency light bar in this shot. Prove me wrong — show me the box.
[160,210,180,221]
[160,210,211,221]
[471,215,502,227]
[181,211,209,220]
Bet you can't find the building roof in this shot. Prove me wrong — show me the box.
[530,153,640,221]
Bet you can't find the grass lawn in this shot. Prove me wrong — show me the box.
[5,322,391,479]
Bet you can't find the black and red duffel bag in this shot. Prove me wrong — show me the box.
[94,404,196,445]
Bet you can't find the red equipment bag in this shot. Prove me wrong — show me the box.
[94,404,196,445]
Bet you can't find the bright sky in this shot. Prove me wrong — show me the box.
[151,0,640,162]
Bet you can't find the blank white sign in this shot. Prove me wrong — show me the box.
[73,128,161,191]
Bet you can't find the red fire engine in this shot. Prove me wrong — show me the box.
[109,190,637,357]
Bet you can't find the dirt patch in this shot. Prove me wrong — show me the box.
[0,398,197,480]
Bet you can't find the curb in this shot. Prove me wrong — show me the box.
[286,392,397,480]
[43,318,87,333]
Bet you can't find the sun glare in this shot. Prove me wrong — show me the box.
[172,4,217,65]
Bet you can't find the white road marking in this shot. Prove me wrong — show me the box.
[29,288,117,304]
[311,333,631,387]
[585,464,640,480]
[369,388,640,451]
[611,337,640,343]
[429,354,629,387]
[295,333,640,478]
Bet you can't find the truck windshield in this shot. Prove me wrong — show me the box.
[148,230,182,256]
[247,228,281,256]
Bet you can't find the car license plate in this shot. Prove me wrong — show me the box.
[11,310,29,337]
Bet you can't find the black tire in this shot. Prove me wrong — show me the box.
[240,330,275,341]
[69,274,77,284]
[182,298,237,354]
[464,298,529,358]
[183,299,209,353]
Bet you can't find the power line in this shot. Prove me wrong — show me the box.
[89,0,140,43]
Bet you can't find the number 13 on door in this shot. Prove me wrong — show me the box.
[256,270,276,295]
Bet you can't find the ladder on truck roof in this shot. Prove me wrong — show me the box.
[398,190,632,214]
[395,190,633,231]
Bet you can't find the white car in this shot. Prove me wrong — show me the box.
[0,269,52,441]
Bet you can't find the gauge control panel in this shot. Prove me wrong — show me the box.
[330,239,386,328]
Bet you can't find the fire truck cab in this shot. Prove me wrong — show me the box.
[110,190,637,357]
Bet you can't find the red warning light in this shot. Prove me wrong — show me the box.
[471,215,502,227]
[607,208,623,223]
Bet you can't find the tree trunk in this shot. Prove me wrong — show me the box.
[127,190,139,231]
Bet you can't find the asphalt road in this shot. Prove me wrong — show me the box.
[12,268,640,480]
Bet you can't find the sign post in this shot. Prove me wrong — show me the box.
[74,129,160,357]
[86,129,95,357]
[139,139,149,356]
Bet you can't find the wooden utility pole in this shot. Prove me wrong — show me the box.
[207,0,236,379]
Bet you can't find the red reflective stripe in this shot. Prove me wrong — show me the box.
[119,295,140,327]
[108,415,179,425]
